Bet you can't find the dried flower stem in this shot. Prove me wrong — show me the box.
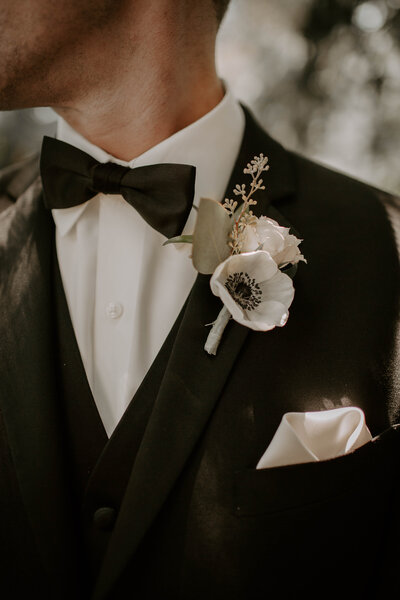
[236,175,260,223]
[224,154,269,256]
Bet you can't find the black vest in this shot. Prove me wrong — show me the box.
[52,248,182,589]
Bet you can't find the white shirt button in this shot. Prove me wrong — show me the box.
[105,302,124,319]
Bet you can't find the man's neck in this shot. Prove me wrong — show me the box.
[54,73,224,162]
[52,3,224,161]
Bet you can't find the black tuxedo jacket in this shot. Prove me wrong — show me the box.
[0,109,400,600]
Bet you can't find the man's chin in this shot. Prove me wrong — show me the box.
[0,72,54,111]
[0,87,45,112]
[0,85,26,111]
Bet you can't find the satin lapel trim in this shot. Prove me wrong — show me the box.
[0,179,79,587]
[93,108,297,600]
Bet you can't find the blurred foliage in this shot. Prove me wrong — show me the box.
[218,0,400,194]
[0,0,399,195]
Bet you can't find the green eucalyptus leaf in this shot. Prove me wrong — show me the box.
[192,197,232,274]
[163,234,193,246]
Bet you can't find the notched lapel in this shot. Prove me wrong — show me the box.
[0,177,80,593]
[94,107,298,599]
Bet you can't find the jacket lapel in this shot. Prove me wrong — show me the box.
[93,108,297,599]
[0,176,81,594]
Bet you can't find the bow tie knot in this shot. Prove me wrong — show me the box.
[40,136,196,239]
[91,162,131,195]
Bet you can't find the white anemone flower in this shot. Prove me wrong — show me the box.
[242,216,305,267]
[210,251,295,332]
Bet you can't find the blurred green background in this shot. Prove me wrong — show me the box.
[0,0,399,194]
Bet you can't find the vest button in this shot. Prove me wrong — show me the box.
[93,507,117,531]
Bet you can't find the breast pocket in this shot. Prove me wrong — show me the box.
[229,425,400,599]
[233,424,400,517]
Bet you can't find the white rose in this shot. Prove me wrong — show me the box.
[242,216,305,267]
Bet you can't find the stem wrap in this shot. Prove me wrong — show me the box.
[204,306,231,355]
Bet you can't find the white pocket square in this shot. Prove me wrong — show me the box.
[256,406,372,469]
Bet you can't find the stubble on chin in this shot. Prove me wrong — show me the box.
[0,0,119,112]
[0,36,84,111]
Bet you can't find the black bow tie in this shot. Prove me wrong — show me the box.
[40,136,196,239]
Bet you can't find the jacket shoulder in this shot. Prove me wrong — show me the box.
[291,151,399,216]
[289,151,400,258]
[0,154,40,214]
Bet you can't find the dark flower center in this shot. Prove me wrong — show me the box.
[225,271,262,311]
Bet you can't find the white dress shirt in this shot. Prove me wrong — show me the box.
[52,89,245,437]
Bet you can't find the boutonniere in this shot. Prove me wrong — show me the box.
[165,154,306,355]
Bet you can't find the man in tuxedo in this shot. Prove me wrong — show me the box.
[0,1,399,598]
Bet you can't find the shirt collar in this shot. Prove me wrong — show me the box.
[52,86,245,237]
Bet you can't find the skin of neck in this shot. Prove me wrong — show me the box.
[53,1,224,161]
